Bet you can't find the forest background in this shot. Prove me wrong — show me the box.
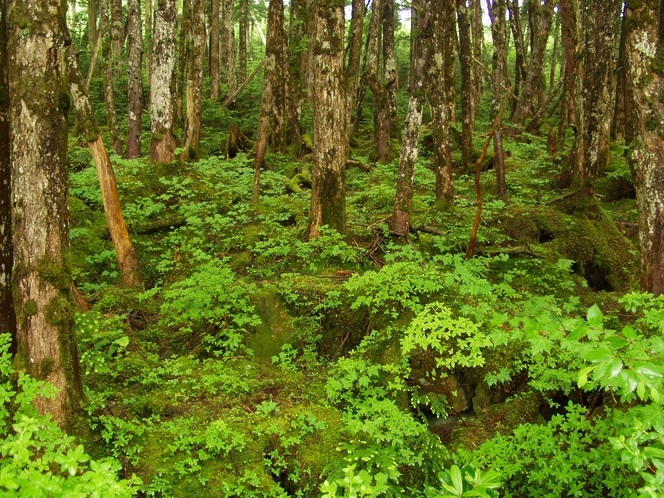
[1,0,664,496]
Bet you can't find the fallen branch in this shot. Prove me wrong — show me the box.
[409,225,444,236]
[525,77,564,133]
[85,31,102,91]
[222,58,264,108]
[346,159,372,172]
[543,190,578,205]
[475,246,545,258]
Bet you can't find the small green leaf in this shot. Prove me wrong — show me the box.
[578,366,595,388]
[587,304,603,327]
[450,465,464,493]
[637,380,646,400]
[583,348,614,363]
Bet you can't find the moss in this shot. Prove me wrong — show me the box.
[38,358,54,380]
[24,300,38,316]
[45,294,73,326]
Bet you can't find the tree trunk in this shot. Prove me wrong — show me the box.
[345,0,367,145]
[307,0,347,238]
[67,46,142,289]
[252,0,288,203]
[8,0,82,427]
[111,0,123,72]
[126,0,143,158]
[625,0,664,296]
[549,7,560,90]
[612,5,627,140]
[457,0,474,169]
[101,0,123,155]
[471,0,484,114]
[150,0,178,163]
[145,0,152,85]
[381,0,398,139]
[88,0,99,52]
[210,0,221,99]
[222,0,237,95]
[392,0,437,236]
[238,0,248,83]
[177,0,192,127]
[352,19,372,135]
[0,0,15,352]
[512,0,554,126]
[488,0,507,196]
[182,0,205,159]
[508,0,527,116]
[556,0,578,153]
[288,0,307,137]
[442,0,457,122]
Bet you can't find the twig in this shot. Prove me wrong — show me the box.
[475,246,544,258]
[222,58,265,108]
[524,77,564,132]
[473,56,519,102]
[543,190,578,205]
[367,214,392,229]
[466,93,509,259]
[85,31,102,91]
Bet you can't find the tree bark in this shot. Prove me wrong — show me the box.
[549,7,560,90]
[177,0,192,127]
[345,0,366,145]
[392,0,438,236]
[126,0,143,158]
[239,0,248,83]
[67,45,142,289]
[488,0,507,196]
[288,0,308,137]
[111,0,123,72]
[101,0,123,155]
[471,0,484,113]
[182,0,205,159]
[612,5,627,140]
[150,0,178,163]
[0,0,15,352]
[222,0,238,95]
[508,0,527,116]
[8,0,82,426]
[456,0,474,169]
[145,0,152,85]
[307,0,347,238]
[210,0,221,99]
[88,0,99,52]
[625,0,664,296]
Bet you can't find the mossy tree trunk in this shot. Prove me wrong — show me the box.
[210,0,221,99]
[512,0,554,127]
[392,0,437,236]
[150,0,178,163]
[145,0,152,85]
[182,0,205,160]
[100,0,123,155]
[471,0,484,113]
[67,45,143,289]
[345,0,366,145]
[456,0,474,169]
[253,0,289,203]
[176,0,192,127]
[488,0,507,196]
[88,0,99,52]
[611,5,627,140]
[625,0,664,296]
[111,0,123,70]
[442,0,457,122]
[549,7,560,90]
[8,0,83,426]
[307,0,347,238]
[126,0,143,159]
[288,0,307,137]
[239,0,248,83]
[0,0,15,351]
[508,0,527,116]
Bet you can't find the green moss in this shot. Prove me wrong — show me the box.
[45,294,73,326]
[24,300,38,316]
[38,358,54,380]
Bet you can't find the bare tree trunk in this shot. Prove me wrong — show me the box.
[512,0,554,126]
[238,0,248,82]
[210,0,221,99]
[352,21,372,135]
[392,0,438,236]
[549,7,560,90]
[442,0,457,122]
[382,0,398,139]
[288,0,307,137]
[8,0,82,427]
[457,0,474,169]
[126,0,143,158]
[177,0,192,127]
[345,0,367,145]
[145,0,152,84]
[88,0,99,51]
[222,0,237,95]
[488,0,507,196]
[111,0,123,73]
[0,0,15,352]
[307,0,347,238]
[556,0,577,153]
[625,0,664,295]
[471,0,484,113]
[508,0,527,116]
[101,0,123,154]
[182,0,205,159]
[252,0,288,203]
[612,4,627,140]
[150,0,178,163]
[67,46,142,288]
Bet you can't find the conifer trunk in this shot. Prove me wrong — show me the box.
[239,0,248,82]
[508,0,527,116]
[8,0,82,426]
[150,0,178,163]
[101,0,123,155]
[126,0,143,158]
[625,0,664,295]
[145,0,152,84]
[222,0,237,95]
[183,0,205,159]
[456,0,474,169]
[442,0,457,122]
[67,45,142,289]
[488,0,507,196]
[210,0,221,99]
[307,0,347,238]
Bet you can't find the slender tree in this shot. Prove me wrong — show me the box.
[0,0,15,349]
[442,0,457,122]
[150,0,178,163]
[145,0,153,84]
[67,45,142,289]
[625,0,664,295]
[471,0,484,112]
[508,0,527,115]
[307,0,347,238]
[222,0,238,95]
[88,0,99,52]
[239,0,248,83]
[8,0,82,426]
[457,0,474,168]
[182,0,205,159]
[126,0,144,158]
[612,5,628,140]
[210,0,221,99]
[345,0,367,145]
[101,0,123,154]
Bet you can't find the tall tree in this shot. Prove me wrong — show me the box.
[88,0,99,52]
[101,0,123,154]
[307,0,347,238]
[612,5,628,140]
[126,0,144,158]
[487,0,508,195]
[8,0,82,426]
[111,0,123,76]
[471,0,484,112]
[0,0,15,350]
[624,0,664,295]
[345,0,367,145]
[508,0,527,115]
[210,0,221,99]
[238,0,248,83]
[67,46,142,288]
[182,0,205,159]
[150,0,178,163]
[441,0,457,122]
[456,0,474,168]
[222,0,238,95]
[145,0,153,84]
